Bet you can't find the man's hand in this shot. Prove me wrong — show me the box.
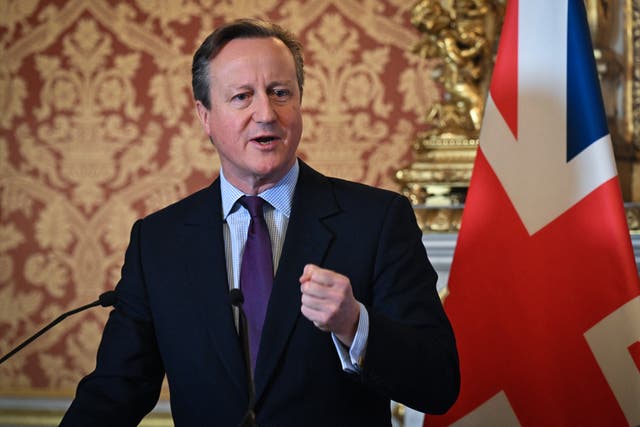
[299,264,360,346]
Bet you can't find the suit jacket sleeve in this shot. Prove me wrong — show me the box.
[359,193,460,414]
[60,219,164,426]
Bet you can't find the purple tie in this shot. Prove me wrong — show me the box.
[239,196,274,373]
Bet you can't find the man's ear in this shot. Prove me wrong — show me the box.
[195,101,211,136]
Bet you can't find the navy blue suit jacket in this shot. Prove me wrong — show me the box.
[61,161,459,427]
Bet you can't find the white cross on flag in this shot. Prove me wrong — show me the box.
[426,0,640,425]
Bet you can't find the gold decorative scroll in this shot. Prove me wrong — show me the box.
[396,0,504,232]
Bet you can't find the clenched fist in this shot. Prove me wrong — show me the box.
[299,264,360,346]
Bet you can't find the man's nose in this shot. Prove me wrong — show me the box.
[252,93,277,123]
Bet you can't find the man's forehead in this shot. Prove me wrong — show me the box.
[212,37,292,65]
[209,37,297,82]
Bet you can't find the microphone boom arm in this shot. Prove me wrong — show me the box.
[0,290,117,365]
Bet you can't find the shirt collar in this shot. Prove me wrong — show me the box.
[220,159,299,220]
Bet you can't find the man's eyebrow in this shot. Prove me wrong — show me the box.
[267,80,296,87]
[221,80,296,95]
[227,84,253,92]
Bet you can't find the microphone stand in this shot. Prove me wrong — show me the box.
[229,289,257,427]
[0,290,117,365]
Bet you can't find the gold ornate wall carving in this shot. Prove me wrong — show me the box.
[0,0,440,397]
[395,0,504,232]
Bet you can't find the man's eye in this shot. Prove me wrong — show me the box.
[272,89,290,98]
[232,93,249,101]
[230,93,252,108]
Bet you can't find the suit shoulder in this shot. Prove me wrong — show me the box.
[299,161,411,215]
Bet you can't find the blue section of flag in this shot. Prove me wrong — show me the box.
[566,0,609,162]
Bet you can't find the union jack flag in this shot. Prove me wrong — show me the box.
[426,1,640,425]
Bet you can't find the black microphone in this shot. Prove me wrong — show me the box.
[229,288,257,427]
[0,290,117,365]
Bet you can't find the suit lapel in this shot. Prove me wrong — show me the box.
[254,162,340,399]
[181,181,248,394]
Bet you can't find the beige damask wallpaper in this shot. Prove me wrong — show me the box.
[0,0,439,396]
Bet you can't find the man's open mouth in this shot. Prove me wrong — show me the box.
[254,136,278,144]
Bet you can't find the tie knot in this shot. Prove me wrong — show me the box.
[240,195,266,219]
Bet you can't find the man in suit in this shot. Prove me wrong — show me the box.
[61,19,459,426]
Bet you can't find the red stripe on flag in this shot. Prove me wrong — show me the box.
[490,0,518,138]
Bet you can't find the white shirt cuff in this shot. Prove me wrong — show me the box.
[331,302,369,373]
